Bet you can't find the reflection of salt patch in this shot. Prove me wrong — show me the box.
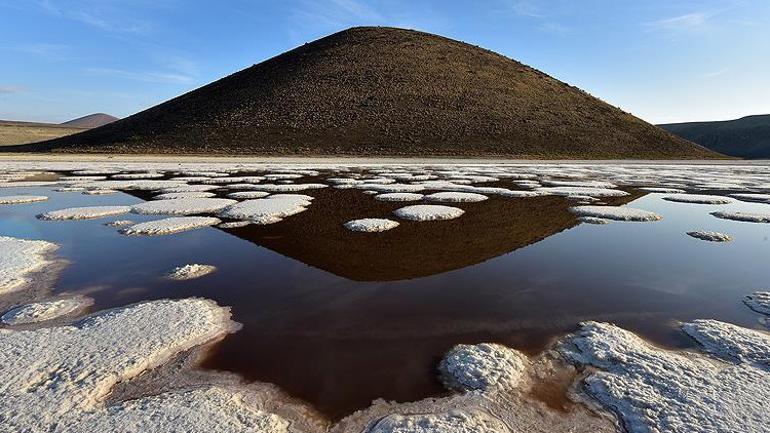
[425,192,488,203]
[0,195,48,204]
[121,217,221,236]
[369,411,509,433]
[344,218,399,232]
[744,292,770,316]
[131,198,236,216]
[578,216,610,225]
[166,264,217,280]
[227,191,270,199]
[393,205,464,221]
[730,193,770,204]
[2,296,92,325]
[687,231,732,242]
[219,195,311,224]
[662,194,734,204]
[153,192,216,200]
[570,205,661,222]
[0,236,58,294]
[439,343,527,392]
[711,211,770,223]
[39,205,131,220]
[375,192,424,202]
[562,320,770,433]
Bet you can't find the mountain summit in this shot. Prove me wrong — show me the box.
[14,27,718,158]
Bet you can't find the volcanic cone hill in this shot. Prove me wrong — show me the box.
[60,113,118,128]
[12,27,719,158]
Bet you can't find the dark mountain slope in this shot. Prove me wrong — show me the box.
[61,113,118,128]
[659,115,770,159]
[12,27,718,158]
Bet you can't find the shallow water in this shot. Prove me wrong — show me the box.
[1,169,770,419]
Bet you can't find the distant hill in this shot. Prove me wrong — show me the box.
[659,115,770,159]
[61,113,118,128]
[9,27,718,158]
[0,113,117,146]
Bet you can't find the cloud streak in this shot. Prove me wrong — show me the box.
[0,85,24,94]
[644,11,719,33]
[84,68,195,85]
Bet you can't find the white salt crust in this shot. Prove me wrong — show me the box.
[570,205,662,222]
[344,218,400,232]
[393,205,465,221]
[368,411,509,433]
[166,264,217,280]
[744,292,770,315]
[438,343,528,392]
[38,205,131,220]
[0,236,58,294]
[639,187,686,193]
[83,189,116,195]
[120,217,221,236]
[535,187,629,198]
[131,198,236,216]
[562,320,770,433]
[686,231,733,242]
[0,195,48,204]
[105,220,134,227]
[2,296,93,325]
[218,221,251,228]
[425,192,489,203]
[227,191,271,199]
[711,211,770,223]
[730,193,770,204]
[153,191,217,200]
[218,195,311,224]
[375,192,425,202]
[662,194,734,204]
[0,298,289,433]
[578,216,610,225]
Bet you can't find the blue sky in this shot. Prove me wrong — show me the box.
[1,0,768,124]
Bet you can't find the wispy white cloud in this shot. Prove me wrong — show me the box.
[644,11,719,33]
[12,43,69,61]
[500,0,570,35]
[505,0,544,18]
[704,69,728,78]
[0,85,24,94]
[84,68,195,85]
[34,0,154,34]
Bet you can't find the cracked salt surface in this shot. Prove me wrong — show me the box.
[0,298,290,432]
[393,205,465,221]
[38,205,131,220]
[120,217,221,236]
[570,205,661,222]
[425,192,488,203]
[344,218,400,232]
[368,411,509,433]
[375,192,424,202]
[744,292,770,316]
[218,195,311,224]
[438,343,528,392]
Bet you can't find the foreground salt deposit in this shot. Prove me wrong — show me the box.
[561,319,770,433]
[744,292,770,315]
[39,205,131,220]
[344,218,400,232]
[131,198,236,216]
[393,205,465,221]
[120,217,221,236]
[166,264,218,280]
[438,343,528,392]
[368,411,509,433]
[1,296,92,325]
[686,231,733,242]
[0,236,58,294]
[218,195,311,224]
[570,205,661,222]
[0,298,291,432]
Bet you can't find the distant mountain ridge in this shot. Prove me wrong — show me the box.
[10,27,718,158]
[659,115,770,159]
[61,113,118,128]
